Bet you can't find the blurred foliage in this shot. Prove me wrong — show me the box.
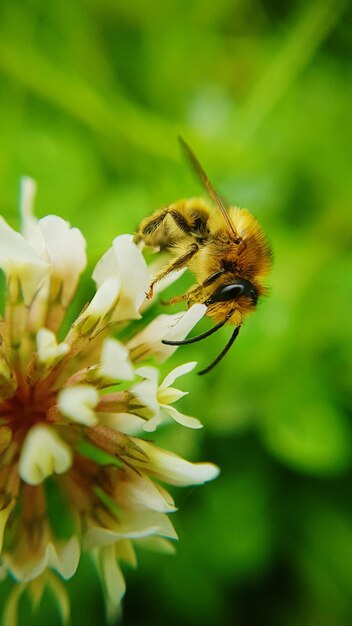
[0,0,352,624]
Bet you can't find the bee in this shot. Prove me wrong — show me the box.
[134,138,272,375]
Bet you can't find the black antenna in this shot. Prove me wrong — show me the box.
[198,326,241,375]
[162,309,235,346]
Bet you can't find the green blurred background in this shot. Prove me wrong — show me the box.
[0,0,352,624]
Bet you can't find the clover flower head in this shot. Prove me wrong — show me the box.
[0,180,219,623]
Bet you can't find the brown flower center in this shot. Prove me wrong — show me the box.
[0,381,57,441]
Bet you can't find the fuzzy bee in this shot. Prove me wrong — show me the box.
[134,138,272,374]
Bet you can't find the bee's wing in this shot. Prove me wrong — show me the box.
[178,136,239,239]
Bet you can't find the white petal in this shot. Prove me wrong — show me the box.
[131,377,159,417]
[20,178,46,255]
[18,425,73,485]
[115,539,137,567]
[46,536,80,579]
[161,361,197,389]
[127,304,206,362]
[126,312,182,360]
[135,536,176,554]
[134,440,220,486]
[84,510,177,549]
[142,415,163,432]
[111,236,149,320]
[99,412,146,436]
[100,338,134,381]
[127,312,181,352]
[0,218,49,304]
[84,277,121,319]
[93,235,149,322]
[100,545,126,606]
[27,278,50,333]
[39,216,87,305]
[162,404,203,429]
[36,328,69,364]
[158,387,187,404]
[92,246,116,285]
[117,471,176,513]
[58,385,99,426]
[163,304,206,345]
[5,536,80,583]
[135,366,159,385]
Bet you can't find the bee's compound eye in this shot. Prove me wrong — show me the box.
[208,283,245,303]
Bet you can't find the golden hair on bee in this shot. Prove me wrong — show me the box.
[134,138,272,374]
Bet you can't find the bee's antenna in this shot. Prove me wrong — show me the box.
[162,308,234,346]
[197,326,241,375]
[178,136,240,241]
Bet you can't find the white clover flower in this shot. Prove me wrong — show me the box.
[131,362,203,431]
[0,180,219,623]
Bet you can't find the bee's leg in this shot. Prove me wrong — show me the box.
[134,208,169,244]
[162,292,190,305]
[168,209,195,235]
[135,204,205,245]
[147,243,199,299]
[163,269,226,306]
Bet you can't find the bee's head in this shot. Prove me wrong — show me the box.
[206,278,259,310]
